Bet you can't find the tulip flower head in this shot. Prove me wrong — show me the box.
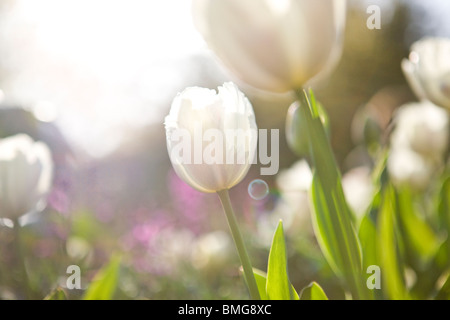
[0,134,54,219]
[165,82,257,193]
[388,101,449,190]
[402,37,450,110]
[193,0,347,92]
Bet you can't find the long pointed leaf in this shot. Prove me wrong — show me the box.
[266,221,292,300]
[251,268,299,300]
[397,188,440,264]
[378,186,409,300]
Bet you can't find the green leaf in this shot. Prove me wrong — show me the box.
[266,220,293,300]
[83,256,121,300]
[291,285,300,300]
[438,176,450,267]
[359,210,379,270]
[378,186,409,300]
[299,282,328,300]
[252,268,298,300]
[252,269,268,300]
[44,287,67,300]
[438,176,450,234]
[397,188,440,264]
[296,90,365,299]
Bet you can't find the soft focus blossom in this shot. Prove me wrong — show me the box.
[388,101,448,190]
[402,37,450,110]
[191,231,233,273]
[387,148,434,191]
[193,0,347,92]
[390,101,449,160]
[276,159,313,194]
[154,228,195,271]
[0,134,53,219]
[165,82,257,193]
[342,167,374,219]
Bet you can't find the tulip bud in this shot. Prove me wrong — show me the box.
[193,0,347,92]
[0,134,54,219]
[164,82,257,193]
[286,99,330,158]
[402,37,450,110]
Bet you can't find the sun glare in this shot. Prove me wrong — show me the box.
[0,0,205,157]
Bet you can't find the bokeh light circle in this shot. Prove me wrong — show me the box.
[248,179,269,201]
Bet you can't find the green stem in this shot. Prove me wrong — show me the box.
[217,189,260,300]
[12,219,33,299]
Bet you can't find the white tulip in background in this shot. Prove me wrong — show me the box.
[193,0,347,92]
[402,37,450,110]
[0,134,53,220]
[165,82,257,193]
[390,101,449,160]
[388,101,449,190]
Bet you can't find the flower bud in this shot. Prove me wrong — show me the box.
[286,99,330,158]
[165,82,257,193]
[193,0,347,92]
[0,134,54,219]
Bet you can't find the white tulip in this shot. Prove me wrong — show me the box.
[402,37,450,110]
[193,0,347,92]
[165,82,257,193]
[0,134,53,219]
[390,101,449,160]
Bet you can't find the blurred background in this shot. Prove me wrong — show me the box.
[0,0,449,299]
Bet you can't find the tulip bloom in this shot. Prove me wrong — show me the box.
[193,0,347,92]
[165,82,257,193]
[165,82,261,299]
[402,37,450,110]
[0,134,53,219]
